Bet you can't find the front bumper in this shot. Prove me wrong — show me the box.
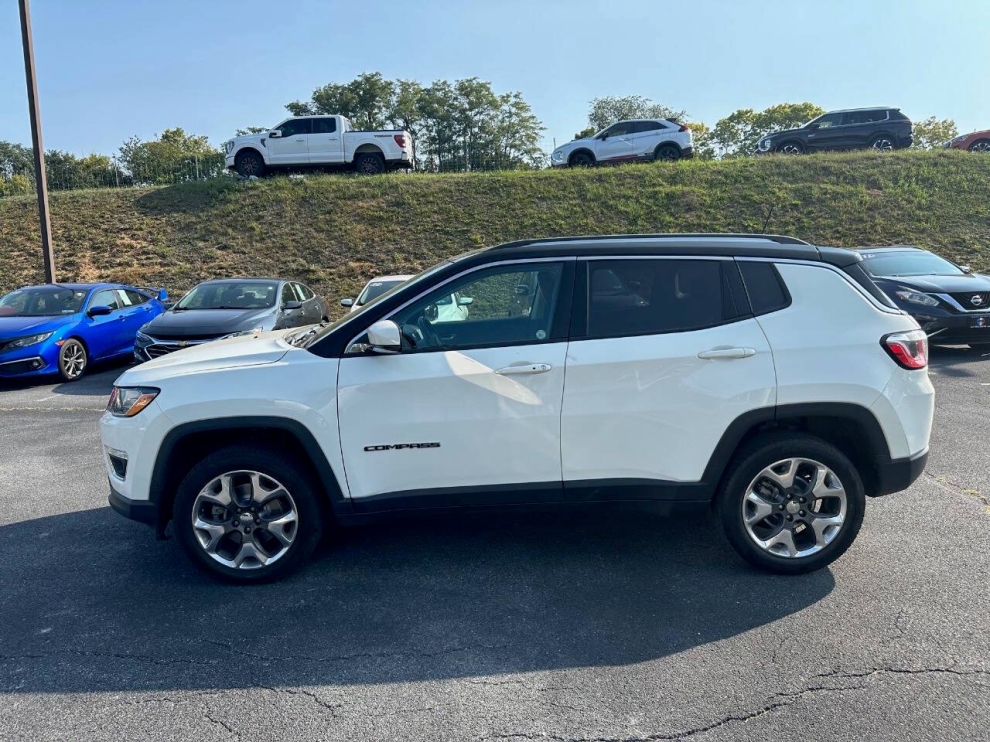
[911,311,990,345]
[874,449,928,497]
[225,154,235,169]
[109,481,157,525]
[0,354,50,378]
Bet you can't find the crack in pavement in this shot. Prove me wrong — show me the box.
[203,711,241,739]
[925,472,990,513]
[255,684,341,718]
[478,666,989,742]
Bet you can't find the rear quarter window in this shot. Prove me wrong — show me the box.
[737,261,791,315]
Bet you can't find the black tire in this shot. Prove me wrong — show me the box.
[869,135,895,151]
[654,144,681,162]
[235,151,266,178]
[967,139,990,153]
[173,445,324,583]
[355,152,385,175]
[568,151,595,168]
[57,339,87,381]
[716,433,866,575]
[776,140,804,155]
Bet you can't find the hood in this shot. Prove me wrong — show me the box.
[874,272,990,293]
[0,313,78,339]
[763,126,804,141]
[141,307,277,337]
[232,133,267,147]
[118,330,294,384]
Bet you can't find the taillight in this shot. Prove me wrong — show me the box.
[679,124,689,132]
[882,329,928,370]
[393,134,407,149]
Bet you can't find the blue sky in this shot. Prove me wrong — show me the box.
[1,0,987,156]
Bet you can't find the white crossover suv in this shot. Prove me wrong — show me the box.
[551,119,695,167]
[102,234,934,582]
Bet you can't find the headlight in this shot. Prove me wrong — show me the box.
[219,327,263,340]
[107,387,160,417]
[895,289,939,307]
[225,140,235,153]
[551,150,565,161]
[758,138,772,151]
[7,332,53,349]
[949,135,966,144]
[135,330,152,343]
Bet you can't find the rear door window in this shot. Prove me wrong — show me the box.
[736,261,791,315]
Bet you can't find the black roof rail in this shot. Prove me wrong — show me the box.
[487,233,811,250]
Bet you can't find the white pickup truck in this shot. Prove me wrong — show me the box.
[224,115,414,177]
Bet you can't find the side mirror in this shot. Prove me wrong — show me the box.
[960,265,972,274]
[807,123,820,131]
[340,298,354,308]
[367,320,401,354]
[88,305,112,317]
[598,133,608,140]
[457,296,474,306]
[157,288,168,302]
[283,300,303,310]
[269,130,282,138]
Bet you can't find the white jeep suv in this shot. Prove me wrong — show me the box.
[102,234,933,582]
[551,119,695,167]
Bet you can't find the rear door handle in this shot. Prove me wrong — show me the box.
[697,347,756,360]
[495,363,552,376]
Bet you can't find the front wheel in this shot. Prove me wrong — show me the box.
[235,151,266,178]
[57,339,88,381]
[717,433,866,574]
[968,139,990,153]
[569,151,594,168]
[173,445,324,583]
[776,141,804,155]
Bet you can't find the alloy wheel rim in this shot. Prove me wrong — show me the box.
[242,157,258,174]
[973,142,990,152]
[61,344,85,378]
[781,144,801,154]
[362,159,379,174]
[873,139,894,151]
[191,470,299,570]
[741,457,847,559]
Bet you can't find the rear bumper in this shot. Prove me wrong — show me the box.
[873,449,928,497]
[109,481,158,525]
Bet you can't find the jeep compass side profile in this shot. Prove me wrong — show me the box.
[102,234,934,582]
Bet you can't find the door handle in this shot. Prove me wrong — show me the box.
[495,363,552,376]
[294,138,304,142]
[697,347,756,360]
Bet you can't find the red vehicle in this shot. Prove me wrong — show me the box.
[945,129,990,152]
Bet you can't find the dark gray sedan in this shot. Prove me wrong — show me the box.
[133,278,328,361]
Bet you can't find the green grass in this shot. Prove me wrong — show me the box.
[1,150,988,313]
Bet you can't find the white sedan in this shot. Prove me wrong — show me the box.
[342,275,470,322]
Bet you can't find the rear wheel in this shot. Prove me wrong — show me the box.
[569,151,594,168]
[57,339,87,381]
[870,135,895,151]
[355,152,385,175]
[968,139,990,153]
[776,140,804,155]
[173,445,324,583]
[654,144,681,162]
[717,434,866,574]
[235,151,265,178]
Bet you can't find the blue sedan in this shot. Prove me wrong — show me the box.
[0,283,168,382]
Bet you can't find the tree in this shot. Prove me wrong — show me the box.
[686,122,716,160]
[586,96,687,132]
[912,117,958,150]
[0,141,34,181]
[710,102,825,157]
[287,72,395,129]
[572,126,596,140]
[118,128,220,185]
[236,126,269,136]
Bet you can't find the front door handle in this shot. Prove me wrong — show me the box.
[697,347,756,360]
[495,363,552,376]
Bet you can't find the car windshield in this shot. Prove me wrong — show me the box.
[357,279,407,306]
[0,287,88,317]
[175,282,278,310]
[861,252,963,277]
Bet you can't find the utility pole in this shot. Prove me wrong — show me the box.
[18,0,56,283]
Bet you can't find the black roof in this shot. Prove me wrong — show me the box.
[480,234,862,268]
[851,245,923,253]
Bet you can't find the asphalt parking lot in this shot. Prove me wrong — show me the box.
[1,349,988,742]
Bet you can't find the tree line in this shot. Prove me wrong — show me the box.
[0,71,962,196]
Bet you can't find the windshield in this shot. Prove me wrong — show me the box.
[0,287,88,317]
[861,252,963,277]
[357,279,408,306]
[300,262,452,348]
[175,281,278,310]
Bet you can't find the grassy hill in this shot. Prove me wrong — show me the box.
[1,150,988,311]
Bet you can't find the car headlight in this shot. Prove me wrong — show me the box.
[7,332,53,349]
[225,140,235,154]
[551,149,565,161]
[895,289,939,307]
[949,135,966,144]
[107,386,160,417]
[135,330,152,343]
[758,138,772,151]
[219,327,263,340]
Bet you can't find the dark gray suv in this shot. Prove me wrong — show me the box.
[134,278,328,361]
[756,108,913,154]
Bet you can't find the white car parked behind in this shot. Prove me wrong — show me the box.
[551,119,695,168]
[342,275,470,322]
